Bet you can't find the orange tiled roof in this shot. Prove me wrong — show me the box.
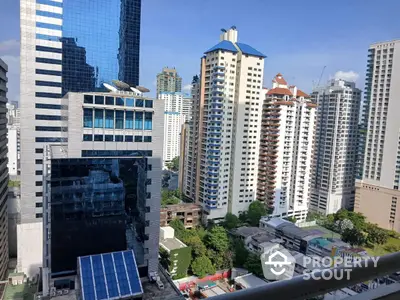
[267,87,293,96]
[296,89,309,98]
[273,73,288,85]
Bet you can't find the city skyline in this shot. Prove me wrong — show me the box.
[2,0,400,102]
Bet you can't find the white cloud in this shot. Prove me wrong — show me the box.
[334,70,359,82]
[0,40,20,54]
[182,84,192,92]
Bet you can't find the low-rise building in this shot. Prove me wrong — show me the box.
[160,203,202,228]
[159,227,191,279]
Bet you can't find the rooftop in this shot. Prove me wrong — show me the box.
[236,42,266,58]
[235,273,269,289]
[3,282,37,300]
[231,226,266,238]
[205,40,238,54]
[160,237,187,251]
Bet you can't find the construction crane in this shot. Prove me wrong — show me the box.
[312,66,326,90]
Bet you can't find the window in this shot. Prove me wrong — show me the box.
[35,181,43,186]
[94,135,103,141]
[83,108,93,128]
[148,164,152,171]
[145,100,153,108]
[105,135,113,142]
[35,202,43,208]
[126,98,134,107]
[84,95,93,104]
[144,136,152,142]
[135,136,143,142]
[94,109,104,128]
[125,111,133,129]
[116,97,124,106]
[35,80,62,87]
[105,110,114,128]
[36,170,43,175]
[36,137,67,142]
[82,150,152,157]
[36,69,62,76]
[36,44,62,52]
[115,135,123,142]
[36,92,62,98]
[146,179,152,185]
[135,99,144,107]
[35,159,43,164]
[115,111,124,129]
[135,112,143,129]
[144,112,152,130]
[106,96,114,105]
[35,148,44,154]
[125,136,133,142]
[36,213,43,218]
[36,103,62,109]
[83,134,92,141]
[36,126,65,131]
[36,192,43,197]
[35,57,62,65]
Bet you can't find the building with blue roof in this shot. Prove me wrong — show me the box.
[182,26,267,222]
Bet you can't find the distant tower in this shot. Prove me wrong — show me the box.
[156,67,182,97]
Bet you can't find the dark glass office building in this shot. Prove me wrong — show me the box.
[49,158,148,274]
[39,0,141,97]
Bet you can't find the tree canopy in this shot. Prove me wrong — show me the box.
[246,201,267,226]
[205,226,230,253]
[191,256,215,278]
[161,189,181,206]
[223,213,239,230]
[166,157,180,172]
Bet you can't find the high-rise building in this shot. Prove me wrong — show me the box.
[257,74,316,222]
[0,58,9,279]
[40,89,162,292]
[310,79,361,215]
[160,92,186,168]
[156,67,182,97]
[19,0,142,277]
[184,27,266,222]
[182,76,201,201]
[355,40,400,232]
[182,93,192,121]
[6,103,20,177]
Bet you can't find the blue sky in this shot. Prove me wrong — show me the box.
[1,0,400,101]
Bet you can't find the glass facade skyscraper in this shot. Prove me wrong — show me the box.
[20,0,142,278]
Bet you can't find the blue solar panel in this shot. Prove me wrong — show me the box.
[112,252,131,296]
[79,250,142,300]
[102,254,119,298]
[80,257,96,300]
[91,255,108,300]
[123,251,142,295]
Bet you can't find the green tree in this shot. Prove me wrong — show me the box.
[247,201,267,226]
[365,224,389,245]
[244,254,263,277]
[161,189,181,206]
[341,228,366,246]
[205,226,229,253]
[207,249,232,270]
[166,157,180,172]
[223,213,239,230]
[233,239,249,267]
[191,256,215,278]
[186,235,207,257]
[169,218,186,240]
[285,216,297,223]
[195,226,207,242]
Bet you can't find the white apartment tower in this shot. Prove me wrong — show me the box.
[257,74,316,222]
[355,40,400,232]
[185,27,266,221]
[310,79,361,215]
[160,92,186,168]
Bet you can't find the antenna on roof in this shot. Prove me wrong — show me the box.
[221,28,226,33]
[231,25,236,30]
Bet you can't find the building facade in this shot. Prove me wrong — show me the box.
[160,203,202,228]
[0,58,9,279]
[184,27,266,221]
[257,74,316,222]
[40,90,162,291]
[160,92,186,168]
[182,93,192,121]
[181,76,201,201]
[310,79,361,215]
[156,67,182,97]
[355,40,400,232]
[19,0,142,277]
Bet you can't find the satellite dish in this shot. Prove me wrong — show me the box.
[103,83,117,92]
[130,87,142,95]
[112,80,130,90]
[136,86,150,93]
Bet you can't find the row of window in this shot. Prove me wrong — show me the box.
[81,150,153,157]
[36,137,67,143]
[83,109,153,130]
[83,134,152,143]
[84,95,153,108]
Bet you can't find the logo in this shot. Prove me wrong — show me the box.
[260,244,295,281]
